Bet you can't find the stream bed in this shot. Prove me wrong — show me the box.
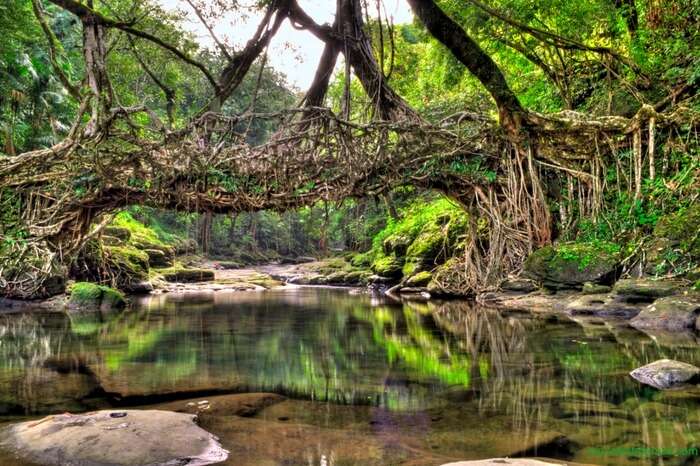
[1,287,700,465]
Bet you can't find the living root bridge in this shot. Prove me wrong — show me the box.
[0,108,502,299]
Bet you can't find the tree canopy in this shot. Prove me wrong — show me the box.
[0,0,697,298]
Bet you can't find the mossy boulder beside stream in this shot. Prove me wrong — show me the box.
[68,282,126,311]
[368,198,468,286]
[158,266,215,283]
[523,242,622,289]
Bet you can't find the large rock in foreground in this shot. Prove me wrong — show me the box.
[630,359,700,390]
[630,294,700,330]
[441,459,584,466]
[1,410,228,466]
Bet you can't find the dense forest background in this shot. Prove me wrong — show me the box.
[0,0,698,297]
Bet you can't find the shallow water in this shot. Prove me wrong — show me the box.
[1,287,700,465]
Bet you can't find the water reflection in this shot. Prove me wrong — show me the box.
[1,288,700,464]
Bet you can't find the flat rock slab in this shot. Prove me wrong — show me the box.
[630,359,700,390]
[441,459,587,466]
[1,410,228,466]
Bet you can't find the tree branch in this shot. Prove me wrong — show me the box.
[31,0,82,101]
[47,0,221,92]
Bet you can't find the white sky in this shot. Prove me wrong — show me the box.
[158,0,413,90]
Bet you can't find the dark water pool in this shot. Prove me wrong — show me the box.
[1,287,700,465]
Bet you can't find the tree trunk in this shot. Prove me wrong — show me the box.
[406,0,526,137]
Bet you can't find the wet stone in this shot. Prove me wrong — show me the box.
[630,359,700,390]
[1,410,228,466]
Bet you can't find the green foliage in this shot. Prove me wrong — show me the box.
[554,242,622,272]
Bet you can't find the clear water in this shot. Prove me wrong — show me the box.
[1,287,700,465]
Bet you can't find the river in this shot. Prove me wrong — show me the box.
[0,286,699,465]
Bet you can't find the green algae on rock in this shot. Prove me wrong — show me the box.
[68,282,126,311]
[523,242,621,289]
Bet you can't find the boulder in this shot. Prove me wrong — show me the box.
[1,410,228,466]
[144,248,173,268]
[371,255,403,278]
[405,271,433,287]
[215,261,242,270]
[630,293,700,331]
[523,242,621,289]
[325,271,349,285]
[123,280,154,294]
[629,359,700,389]
[382,234,412,256]
[613,278,685,302]
[160,267,215,283]
[68,282,126,312]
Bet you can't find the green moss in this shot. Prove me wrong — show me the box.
[654,204,700,242]
[371,255,403,278]
[69,282,125,310]
[104,245,150,281]
[349,251,373,268]
[553,242,622,271]
[158,264,215,283]
[112,211,166,246]
[405,271,432,287]
[69,282,103,305]
[523,241,622,288]
[654,203,700,259]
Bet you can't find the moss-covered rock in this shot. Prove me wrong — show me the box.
[144,249,173,268]
[613,278,685,301]
[103,226,131,242]
[103,245,150,282]
[349,252,373,268]
[402,224,445,276]
[382,234,413,256]
[523,241,621,289]
[159,266,215,283]
[215,261,241,270]
[405,271,432,287]
[582,282,612,294]
[68,282,126,311]
[371,255,403,278]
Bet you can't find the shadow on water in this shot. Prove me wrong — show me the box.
[1,287,700,464]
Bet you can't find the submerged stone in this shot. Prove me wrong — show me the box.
[630,359,700,390]
[1,410,228,466]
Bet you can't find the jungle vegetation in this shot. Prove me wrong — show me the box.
[0,0,698,298]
